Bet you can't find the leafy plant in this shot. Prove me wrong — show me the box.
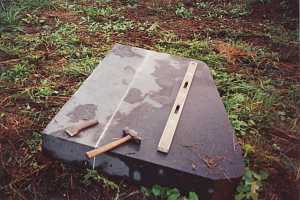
[0,0,53,31]
[19,0,53,10]
[82,6,114,18]
[0,62,30,81]
[49,23,80,55]
[0,5,23,30]
[88,18,134,33]
[36,79,54,97]
[175,4,193,18]
[228,4,250,17]
[235,168,268,200]
[26,132,42,154]
[195,2,210,9]
[141,185,199,200]
[82,169,119,191]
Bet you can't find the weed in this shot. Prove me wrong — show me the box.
[0,6,23,31]
[82,169,119,191]
[36,79,54,97]
[0,62,30,81]
[197,3,249,19]
[20,79,55,102]
[141,185,199,200]
[49,23,80,56]
[82,6,114,18]
[20,0,53,10]
[64,56,98,77]
[195,2,210,9]
[25,132,42,154]
[119,0,138,6]
[212,69,277,135]
[175,4,193,18]
[0,0,53,31]
[88,18,134,33]
[235,167,268,200]
[138,21,160,35]
[228,4,250,18]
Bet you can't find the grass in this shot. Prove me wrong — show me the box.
[64,56,99,77]
[88,18,134,33]
[0,62,31,81]
[82,6,114,18]
[0,0,53,31]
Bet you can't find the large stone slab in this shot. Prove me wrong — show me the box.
[42,44,244,200]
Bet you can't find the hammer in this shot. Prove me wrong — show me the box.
[85,127,141,158]
[65,119,98,137]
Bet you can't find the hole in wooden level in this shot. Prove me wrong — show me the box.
[174,105,180,113]
[184,81,189,88]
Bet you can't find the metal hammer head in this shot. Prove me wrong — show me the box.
[123,127,142,144]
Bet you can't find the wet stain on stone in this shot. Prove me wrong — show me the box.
[124,65,135,74]
[122,79,129,85]
[124,88,145,104]
[112,45,143,58]
[67,104,98,122]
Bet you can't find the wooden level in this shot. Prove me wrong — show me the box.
[157,61,198,153]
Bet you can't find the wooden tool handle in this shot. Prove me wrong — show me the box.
[86,135,132,158]
[65,119,98,136]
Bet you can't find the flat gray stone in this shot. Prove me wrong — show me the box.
[43,44,244,199]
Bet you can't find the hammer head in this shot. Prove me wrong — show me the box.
[123,127,142,144]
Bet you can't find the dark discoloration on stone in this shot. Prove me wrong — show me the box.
[67,104,98,122]
[112,45,143,58]
[124,88,145,104]
[124,65,135,74]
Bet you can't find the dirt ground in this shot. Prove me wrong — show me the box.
[0,0,299,199]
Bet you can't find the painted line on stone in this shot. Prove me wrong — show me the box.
[93,53,150,151]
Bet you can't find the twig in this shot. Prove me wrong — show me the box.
[8,184,27,200]
[0,96,10,106]
[121,190,140,200]
[0,58,21,65]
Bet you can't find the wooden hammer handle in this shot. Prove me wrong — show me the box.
[65,119,98,136]
[86,135,132,158]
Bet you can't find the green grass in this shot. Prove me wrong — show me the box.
[88,18,134,33]
[0,62,31,81]
[82,6,114,18]
[0,0,53,31]
[49,23,80,56]
[212,70,277,135]
[155,37,224,66]
[196,2,250,19]
[64,56,99,77]
[0,6,23,30]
